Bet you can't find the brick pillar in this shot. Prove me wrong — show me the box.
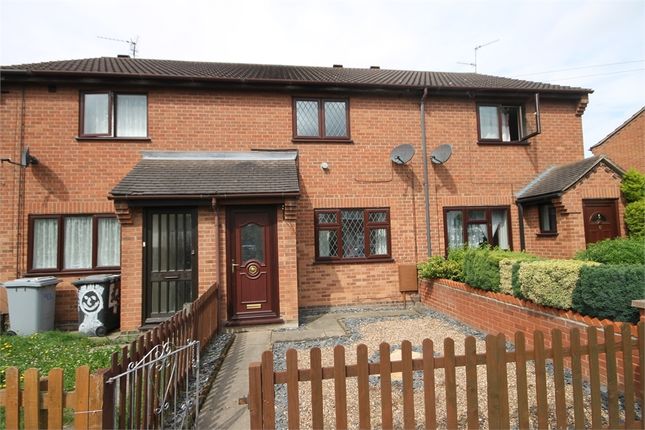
[632,299,645,323]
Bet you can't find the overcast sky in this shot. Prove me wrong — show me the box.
[1,0,643,154]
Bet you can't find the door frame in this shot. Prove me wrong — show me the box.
[142,207,199,325]
[582,198,620,245]
[225,205,281,324]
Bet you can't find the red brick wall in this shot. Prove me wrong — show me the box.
[591,110,645,172]
[419,279,641,393]
[523,163,626,258]
[0,83,590,328]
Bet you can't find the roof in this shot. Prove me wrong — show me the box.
[1,57,591,94]
[110,151,300,199]
[590,106,645,150]
[516,155,624,202]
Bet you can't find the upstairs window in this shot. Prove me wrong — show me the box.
[30,214,121,272]
[477,94,541,143]
[293,98,349,140]
[315,208,390,261]
[80,92,147,138]
[539,204,558,234]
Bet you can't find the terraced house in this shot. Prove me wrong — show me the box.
[0,57,626,331]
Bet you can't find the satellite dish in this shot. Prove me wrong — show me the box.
[431,144,452,164]
[390,144,415,165]
[20,147,38,167]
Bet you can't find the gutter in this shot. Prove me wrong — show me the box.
[107,191,301,200]
[420,87,432,256]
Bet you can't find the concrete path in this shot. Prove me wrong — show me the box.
[197,306,419,429]
[197,330,271,430]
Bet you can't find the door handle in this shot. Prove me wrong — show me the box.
[231,260,239,273]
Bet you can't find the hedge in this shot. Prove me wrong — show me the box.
[418,256,463,281]
[625,199,645,239]
[620,168,645,203]
[463,248,538,292]
[518,260,599,309]
[572,264,645,323]
[575,236,645,265]
[499,254,541,295]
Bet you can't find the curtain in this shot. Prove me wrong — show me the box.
[116,95,147,137]
[97,218,121,267]
[64,217,92,269]
[318,230,338,257]
[370,228,388,255]
[492,209,510,249]
[446,210,464,249]
[478,106,499,139]
[467,224,488,247]
[33,218,58,269]
[83,93,109,135]
[501,110,511,141]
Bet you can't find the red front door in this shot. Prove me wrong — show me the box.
[582,199,620,245]
[227,206,280,324]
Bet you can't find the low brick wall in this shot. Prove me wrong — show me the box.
[419,279,641,395]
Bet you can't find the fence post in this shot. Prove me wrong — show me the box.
[249,362,263,430]
[101,366,115,430]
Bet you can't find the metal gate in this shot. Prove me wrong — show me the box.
[106,340,201,429]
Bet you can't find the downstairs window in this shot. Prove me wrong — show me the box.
[444,207,511,252]
[315,208,390,261]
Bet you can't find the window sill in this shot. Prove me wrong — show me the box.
[314,257,394,265]
[292,138,354,144]
[75,136,151,142]
[25,268,121,277]
[477,140,530,146]
[536,232,559,237]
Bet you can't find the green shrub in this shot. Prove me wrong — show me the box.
[499,254,541,295]
[621,168,645,203]
[519,260,599,309]
[463,247,538,292]
[418,256,463,281]
[575,236,645,264]
[573,264,645,323]
[447,247,467,266]
[625,199,645,239]
[511,262,524,298]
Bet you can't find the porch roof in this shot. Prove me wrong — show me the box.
[515,155,624,203]
[110,151,300,200]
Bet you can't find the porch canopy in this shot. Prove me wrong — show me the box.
[110,151,300,202]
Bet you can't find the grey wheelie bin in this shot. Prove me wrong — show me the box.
[72,274,120,336]
[3,276,60,335]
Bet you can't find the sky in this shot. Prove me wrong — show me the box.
[1,0,643,154]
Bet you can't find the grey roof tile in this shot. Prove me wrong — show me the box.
[516,155,624,201]
[1,57,591,93]
[110,151,300,198]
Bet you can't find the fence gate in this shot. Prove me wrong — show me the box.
[105,340,200,429]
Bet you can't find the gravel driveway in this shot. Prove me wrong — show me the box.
[271,308,631,429]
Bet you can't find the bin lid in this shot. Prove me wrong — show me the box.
[2,276,61,288]
[72,274,121,286]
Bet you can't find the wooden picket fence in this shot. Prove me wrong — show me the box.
[0,366,106,429]
[0,282,219,429]
[248,322,644,429]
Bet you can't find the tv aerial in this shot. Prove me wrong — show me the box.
[457,39,500,73]
[97,35,139,58]
[1,147,39,168]
[390,144,415,165]
[430,144,452,164]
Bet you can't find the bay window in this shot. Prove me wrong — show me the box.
[29,214,121,272]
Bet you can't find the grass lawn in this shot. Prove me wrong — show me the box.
[0,331,121,390]
[1,331,122,428]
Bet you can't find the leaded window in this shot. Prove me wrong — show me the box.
[294,98,349,140]
[315,208,390,261]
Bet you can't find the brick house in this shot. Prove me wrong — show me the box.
[0,57,626,331]
[590,106,645,173]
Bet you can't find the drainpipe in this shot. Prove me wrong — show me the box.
[212,198,222,299]
[517,202,526,251]
[420,87,432,256]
